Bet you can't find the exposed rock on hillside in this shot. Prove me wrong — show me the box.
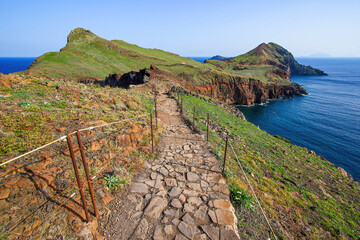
[170,85,246,119]
[193,71,307,105]
[102,69,150,89]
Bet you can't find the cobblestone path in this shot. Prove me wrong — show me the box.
[103,91,240,240]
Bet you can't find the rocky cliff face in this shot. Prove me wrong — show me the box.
[289,61,326,76]
[195,72,307,105]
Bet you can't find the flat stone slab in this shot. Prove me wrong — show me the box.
[168,187,182,198]
[178,221,201,239]
[210,200,231,210]
[212,184,230,195]
[187,172,200,182]
[194,205,209,224]
[164,208,180,218]
[201,225,219,240]
[220,228,240,240]
[164,224,176,235]
[215,209,234,226]
[170,199,182,208]
[182,213,195,225]
[188,196,203,207]
[144,196,168,220]
[165,178,177,187]
[153,225,166,240]
[175,234,188,240]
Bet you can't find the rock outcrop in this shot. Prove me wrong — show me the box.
[188,71,306,105]
[200,79,306,105]
[170,85,246,119]
[102,69,150,89]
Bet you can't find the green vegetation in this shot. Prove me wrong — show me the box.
[0,112,53,157]
[229,184,255,210]
[178,93,360,239]
[23,28,301,87]
[230,42,287,65]
[205,42,324,83]
[25,28,217,82]
[0,76,154,158]
[103,174,129,191]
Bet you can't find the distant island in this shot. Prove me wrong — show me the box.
[207,55,231,61]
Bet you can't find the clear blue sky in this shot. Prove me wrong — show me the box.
[1,0,359,57]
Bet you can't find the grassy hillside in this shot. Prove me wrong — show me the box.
[205,42,325,84]
[0,73,163,239]
[25,28,307,88]
[0,73,154,157]
[230,42,289,65]
[26,28,217,81]
[177,93,360,239]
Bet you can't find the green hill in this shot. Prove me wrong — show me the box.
[23,28,323,105]
[205,42,326,84]
[26,28,216,81]
[26,28,323,87]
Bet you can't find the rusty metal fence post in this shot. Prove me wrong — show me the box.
[180,97,183,114]
[207,113,210,142]
[150,112,154,153]
[192,106,195,129]
[154,91,158,130]
[222,137,229,177]
[76,131,98,218]
[66,135,90,222]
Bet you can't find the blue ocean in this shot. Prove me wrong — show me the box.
[0,57,35,74]
[191,57,360,181]
[236,58,360,181]
[188,57,209,63]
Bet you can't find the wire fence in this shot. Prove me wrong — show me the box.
[0,107,157,239]
[1,85,278,239]
[172,87,278,240]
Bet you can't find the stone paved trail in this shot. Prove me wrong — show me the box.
[103,91,240,240]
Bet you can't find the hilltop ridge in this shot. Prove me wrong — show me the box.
[25,28,322,105]
[205,42,326,85]
[231,42,327,76]
[27,28,211,80]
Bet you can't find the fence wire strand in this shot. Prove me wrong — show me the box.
[229,141,278,240]
[178,90,277,239]
[1,114,148,168]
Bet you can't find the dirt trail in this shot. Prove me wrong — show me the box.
[101,90,240,239]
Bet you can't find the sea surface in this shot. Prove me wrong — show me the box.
[0,57,36,74]
[188,57,209,63]
[236,58,360,181]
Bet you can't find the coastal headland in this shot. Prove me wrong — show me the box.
[0,28,358,239]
